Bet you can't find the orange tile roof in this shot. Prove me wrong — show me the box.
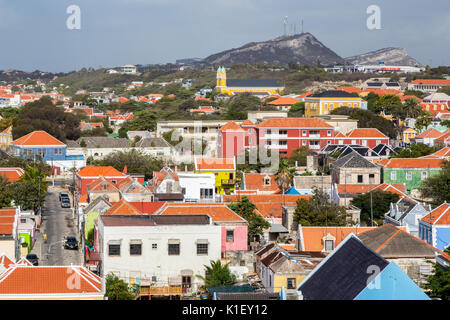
[87,176,120,192]
[296,92,312,99]
[219,121,244,131]
[11,131,65,146]
[421,203,450,225]
[243,173,279,193]
[223,194,311,218]
[268,97,299,105]
[79,194,88,203]
[336,86,362,94]
[431,147,450,158]
[77,166,126,178]
[436,130,450,142]
[334,131,345,138]
[241,120,254,126]
[0,266,102,295]
[411,79,450,85]
[104,199,143,215]
[1,126,12,134]
[157,203,246,223]
[15,257,33,266]
[0,254,15,269]
[0,168,24,183]
[299,226,376,251]
[380,158,443,169]
[345,128,387,138]
[117,97,129,103]
[256,118,333,128]
[415,128,444,139]
[195,157,235,171]
[401,95,422,102]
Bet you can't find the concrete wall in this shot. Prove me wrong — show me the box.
[0,240,16,259]
[294,175,332,190]
[221,225,248,252]
[334,167,381,185]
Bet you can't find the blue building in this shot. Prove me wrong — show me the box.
[10,130,85,171]
[419,202,450,251]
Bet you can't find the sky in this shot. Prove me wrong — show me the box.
[0,0,449,72]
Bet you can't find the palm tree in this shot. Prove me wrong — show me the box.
[196,259,237,290]
[275,158,295,194]
[403,98,423,119]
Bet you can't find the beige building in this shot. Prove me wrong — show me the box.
[330,152,381,185]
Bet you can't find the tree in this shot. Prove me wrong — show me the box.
[293,189,347,226]
[122,110,158,131]
[415,112,432,131]
[288,102,305,117]
[419,160,450,204]
[196,259,237,290]
[288,147,310,166]
[423,262,450,300]
[403,98,423,119]
[390,143,437,158]
[374,94,402,116]
[225,93,260,120]
[275,158,295,193]
[228,196,270,243]
[9,181,46,211]
[351,190,400,226]
[0,175,13,207]
[105,273,136,300]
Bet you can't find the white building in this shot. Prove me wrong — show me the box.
[97,214,221,294]
[120,65,137,75]
[178,172,216,202]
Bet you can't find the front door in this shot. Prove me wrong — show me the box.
[182,276,191,294]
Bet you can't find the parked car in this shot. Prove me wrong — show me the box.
[26,253,39,266]
[61,198,71,208]
[59,192,69,202]
[64,236,78,250]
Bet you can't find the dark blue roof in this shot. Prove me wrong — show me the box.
[309,90,356,98]
[226,79,281,88]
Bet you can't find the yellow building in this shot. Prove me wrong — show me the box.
[216,66,284,96]
[402,127,417,143]
[0,126,12,150]
[304,90,365,117]
[194,157,238,195]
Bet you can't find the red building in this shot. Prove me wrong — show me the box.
[76,166,130,196]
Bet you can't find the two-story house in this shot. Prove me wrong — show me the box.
[419,202,450,251]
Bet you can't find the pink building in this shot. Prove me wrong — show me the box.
[154,203,248,253]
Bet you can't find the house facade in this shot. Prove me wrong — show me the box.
[304,90,366,117]
[419,203,450,251]
[194,157,237,195]
[384,198,431,237]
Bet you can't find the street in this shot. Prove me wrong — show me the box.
[30,184,82,266]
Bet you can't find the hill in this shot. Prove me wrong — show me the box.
[345,48,422,67]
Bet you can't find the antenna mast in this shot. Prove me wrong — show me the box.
[283,16,288,36]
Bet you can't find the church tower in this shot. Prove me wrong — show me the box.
[216,66,227,90]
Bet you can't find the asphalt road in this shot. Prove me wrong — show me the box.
[31,186,82,266]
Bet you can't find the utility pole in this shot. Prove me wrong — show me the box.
[370,179,374,227]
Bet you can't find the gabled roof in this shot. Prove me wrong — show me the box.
[421,203,450,225]
[268,97,299,105]
[156,203,246,223]
[0,266,102,295]
[297,235,389,300]
[331,151,378,168]
[345,128,387,139]
[241,120,254,126]
[77,166,126,178]
[87,176,120,192]
[410,79,450,85]
[219,121,244,131]
[429,147,450,158]
[256,118,333,128]
[242,173,279,193]
[0,254,15,270]
[0,168,24,183]
[104,199,143,216]
[379,158,443,169]
[359,224,444,258]
[298,226,375,251]
[195,157,236,171]
[15,257,33,266]
[11,131,65,147]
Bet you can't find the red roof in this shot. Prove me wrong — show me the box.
[380,158,443,169]
[0,168,24,183]
[345,128,387,138]
[104,199,143,215]
[11,131,65,146]
[296,92,312,99]
[421,203,450,225]
[195,158,236,171]
[0,254,15,269]
[415,128,444,139]
[256,118,333,128]
[336,86,362,94]
[241,120,254,126]
[0,266,102,295]
[219,121,244,131]
[243,173,280,193]
[268,97,299,106]
[77,166,126,178]
[156,203,246,223]
[411,79,450,85]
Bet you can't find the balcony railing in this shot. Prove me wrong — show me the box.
[265,134,288,139]
[265,144,288,150]
[309,144,321,150]
[222,179,238,185]
[309,134,321,139]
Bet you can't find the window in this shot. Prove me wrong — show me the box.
[421,171,428,180]
[152,243,157,250]
[264,177,271,185]
[279,130,288,135]
[376,140,381,145]
[287,278,296,289]
[240,260,246,266]
[324,240,334,251]
[351,140,356,145]
[130,241,142,255]
[279,140,287,145]
[302,140,307,146]
[391,171,397,181]
[357,175,363,183]
[151,276,157,283]
[20,218,27,223]
[327,130,331,137]
[266,141,272,146]
[369,174,375,183]
[302,130,307,137]
[327,140,331,144]
[200,188,213,199]
[266,130,271,135]
[181,187,186,195]
[406,171,412,180]
[111,180,117,184]
[168,240,180,255]
[226,230,234,242]
[196,243,208,255]
[362,140,367,146]
[339,140,344,145]
[108,244,121,256]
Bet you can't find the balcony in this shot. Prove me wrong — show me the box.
[309,134,321,139]
[265,144,288,150]
[222,179,239,185]
[265,134,288,139]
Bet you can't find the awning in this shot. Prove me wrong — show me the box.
[269,224,289,233]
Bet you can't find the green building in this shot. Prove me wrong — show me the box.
[380,158,443,193]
